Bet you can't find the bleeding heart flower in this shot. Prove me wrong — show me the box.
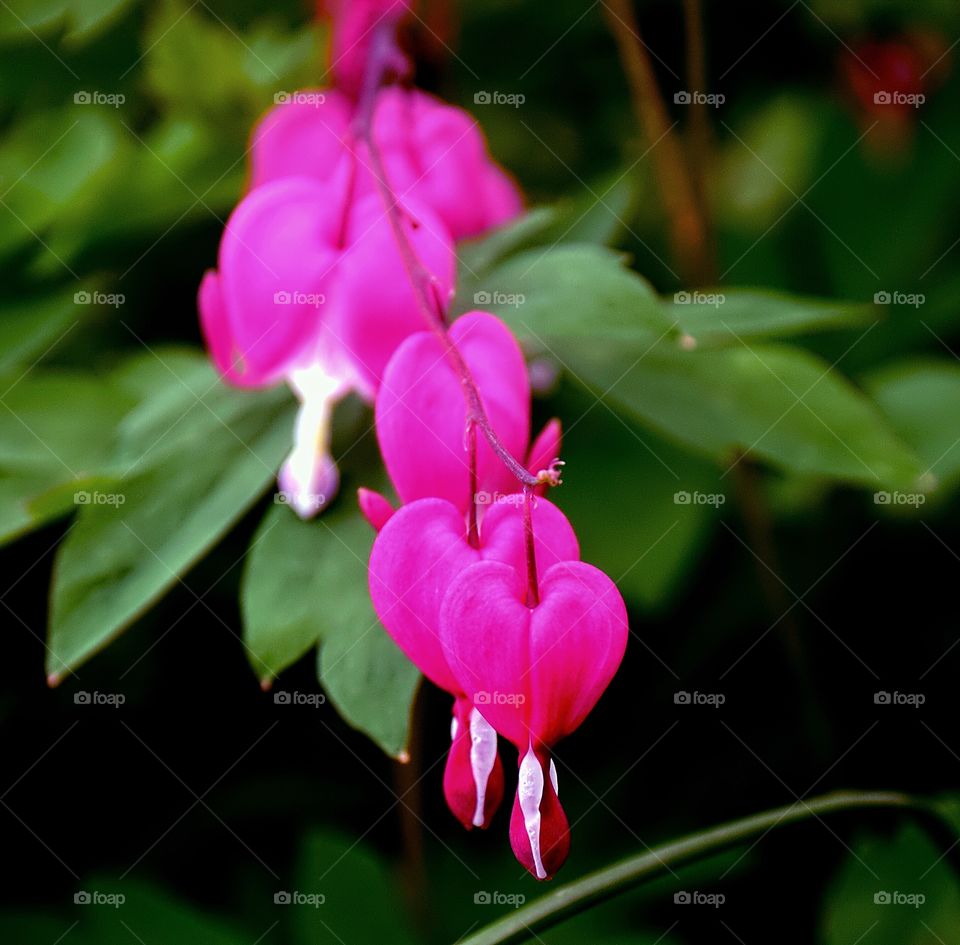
[376,311,559,517]
[440,558,628,878]
[199,172,454,518]
[250,87,521,241]
[368,496,579,828]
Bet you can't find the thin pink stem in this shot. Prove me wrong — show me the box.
[352,22,552,492]
[522,487,539,607]
[467,420,480,547]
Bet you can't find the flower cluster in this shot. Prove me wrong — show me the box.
[199,0,629,881]
[363,313,628,879]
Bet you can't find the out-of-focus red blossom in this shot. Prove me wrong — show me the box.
[840,30,951,149]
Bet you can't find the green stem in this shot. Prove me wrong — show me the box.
[456,790,951,945]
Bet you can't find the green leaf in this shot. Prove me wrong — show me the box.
[552,384,719,610]
[0,370,133,545]
[864,359,960,491]
[455,243,675,347]
[82,878,244,945]
[0,110,120,259]
[290,832,417,945]
[668,289,873,347]
[0,284,96,373]
[242,501,420,758]
[0,0,134,43]
[46,368,293,679]
[566,339,923,489]
[143,0,317,127]
[821,823,960,945]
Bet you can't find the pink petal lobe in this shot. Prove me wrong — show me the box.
[249,89,354,190]
[439,559,533,747]
[357,487,396,532]
[440,559,627,747]
[335,193,455,397]
[368,498,476,693]
[373,89,523,239]
[215,177,343,386]
[375,312,529,514]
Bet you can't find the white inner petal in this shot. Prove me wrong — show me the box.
[549,758,558,797]
[518,744,546,879]
[450,714,459,742]
[469,708,498,828]
[279,365,348,518]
